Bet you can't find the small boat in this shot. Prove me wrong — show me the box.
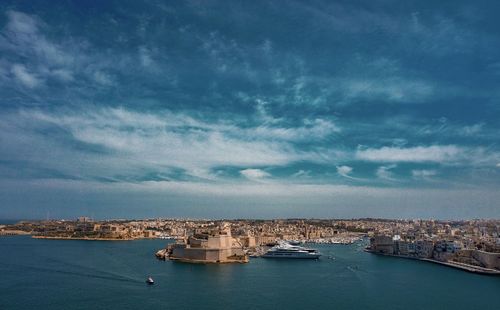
[146,276,154,285]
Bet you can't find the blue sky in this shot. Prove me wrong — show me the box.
[1,0,499,219]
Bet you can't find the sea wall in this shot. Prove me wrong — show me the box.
[472,250,500,270]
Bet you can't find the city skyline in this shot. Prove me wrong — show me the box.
[1,1,500,220]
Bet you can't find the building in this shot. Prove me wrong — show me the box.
[415,240,434,258]
[168,223,248,263]
[369,235,394,254]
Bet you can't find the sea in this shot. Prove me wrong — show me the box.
[1,236,499,310]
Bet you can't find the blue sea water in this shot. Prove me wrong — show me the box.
[0,236,499,310]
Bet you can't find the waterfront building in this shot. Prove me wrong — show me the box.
[370,235,394,254]
[168,223,248,263]
[415,240,434,258]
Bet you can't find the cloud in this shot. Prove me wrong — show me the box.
[11,64,41,88]
[343,77,433,102]
[3,11,74,66]
[356,145,461,163]
[1,10,152,94]
[336,165,353,178]
[376,164,397,180]
[409,12,476,56]
[292,170,311,178]
[50,68,74,82]
[356,145,500,167]
[4,178,500,219]
[138,46,153,67]
[0,107,339,182]
[6,10,38,34]
[240,169,270,180]
[412,169,437,179]
[1,10,78,90]
[251,118,340,141]
[92,71,114,86]
[459,123,484,136]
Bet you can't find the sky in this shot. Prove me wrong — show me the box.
[0,0,499,220]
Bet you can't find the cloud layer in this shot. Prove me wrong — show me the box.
[1,2,500,219]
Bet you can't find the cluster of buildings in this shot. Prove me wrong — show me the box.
[3,217,499,269]
[1,217,367,243]
[3,217,165,240]
[367,219,500,272]
[2,217,499,256]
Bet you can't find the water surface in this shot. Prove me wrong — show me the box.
[1,236,499,310]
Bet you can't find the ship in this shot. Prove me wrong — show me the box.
[262,241,321,259]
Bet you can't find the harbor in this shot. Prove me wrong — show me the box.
[2,235,500,310]
[3,218,499,274]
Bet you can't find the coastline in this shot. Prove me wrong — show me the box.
[168,257,249,264]
[365,249,500,276]
[31,235,136,241]
[0,230,31,236]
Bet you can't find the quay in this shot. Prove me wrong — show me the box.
[0,230,30,236]
[31,236,135,241]
[365,249,500,276]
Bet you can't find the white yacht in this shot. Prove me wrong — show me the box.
[262,241,321,259]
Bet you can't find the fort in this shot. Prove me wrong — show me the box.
[163,222,248,264]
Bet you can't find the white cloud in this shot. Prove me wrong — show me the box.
[376,164,397,180]
[2,107,338,181]
[356,145,500,167]
[3,11,74,66]
[50,68,74,82]
[459,123,484,136]
[6,10,37,34]
[2,10,77,89]
[1,10,139,91]
[251,118,339,141]
[292,170,311,178]
[11,64,41,88]
[356,145,461,163]
[344,78,433,102]
[240,169,270,180]
[5,178,500,218]
[337,165,353,177]
[412,169,437,179]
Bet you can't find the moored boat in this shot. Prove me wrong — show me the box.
[262,241,321,259]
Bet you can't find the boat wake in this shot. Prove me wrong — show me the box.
[43,256,144,283]
[6,262,143,284]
